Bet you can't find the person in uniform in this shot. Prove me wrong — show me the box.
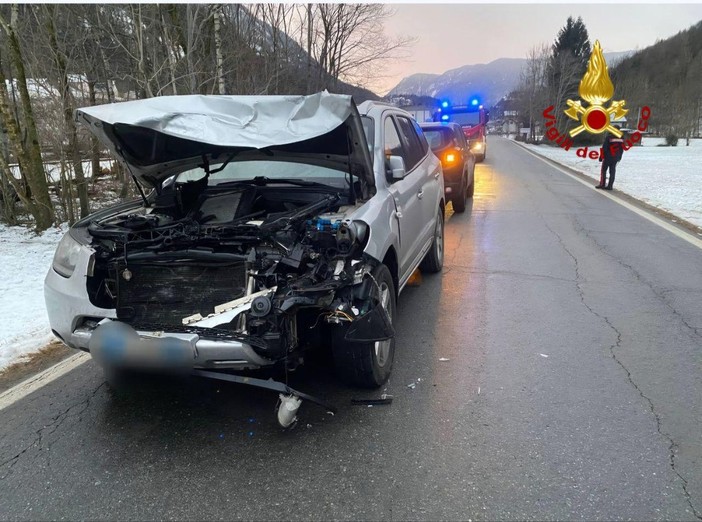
[596,126,625,190]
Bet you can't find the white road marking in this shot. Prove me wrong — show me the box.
[514,142,702,251]
[0,352,90,411]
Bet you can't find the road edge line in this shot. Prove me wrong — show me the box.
[0,352,90,411]
[511,140,702,251]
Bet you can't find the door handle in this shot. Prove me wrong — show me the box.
[417,189,424,199]
[434,172,440,179]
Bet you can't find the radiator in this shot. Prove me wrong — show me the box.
[116,262,247,327]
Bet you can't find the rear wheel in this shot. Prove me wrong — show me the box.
[467,168,475,198]
[452,173,467,213]
[419,208,444,273]
[332,264,396,388]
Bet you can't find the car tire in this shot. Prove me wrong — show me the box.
[420,208,444,274]
[467,169,475,198]
[332,264,396,388]
[452,173,467,213]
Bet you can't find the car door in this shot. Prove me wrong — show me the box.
[383,115,426,276]
[454,125,474,187]
[396,116,441,258]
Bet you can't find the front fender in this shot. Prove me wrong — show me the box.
[348,192,399,265]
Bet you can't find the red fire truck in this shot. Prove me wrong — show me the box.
[433,99,489,162]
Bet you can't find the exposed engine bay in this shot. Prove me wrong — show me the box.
[84,176,393,366]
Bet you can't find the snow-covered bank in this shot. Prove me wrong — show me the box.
[0,224,67,370]
[9,159,117,183]
[521,137,702,229]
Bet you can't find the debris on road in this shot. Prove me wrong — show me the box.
[539,353,549,358]
[439,357,450,362]
[351,394,394,406]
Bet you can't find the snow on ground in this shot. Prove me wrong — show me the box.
[10,159,117,183]
[0,224,67,370]
[522,137,702,229]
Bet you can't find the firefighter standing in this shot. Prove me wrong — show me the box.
[596,127,624,190]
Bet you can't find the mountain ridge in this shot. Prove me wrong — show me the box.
[388,53,632,106]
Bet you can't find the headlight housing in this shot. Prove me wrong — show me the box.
[52,232,83,278]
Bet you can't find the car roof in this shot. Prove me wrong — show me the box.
[419,122,462,132]
[357,101,415,119]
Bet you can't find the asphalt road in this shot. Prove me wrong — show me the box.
[2,137,702,521]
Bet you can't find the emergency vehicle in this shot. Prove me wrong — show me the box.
[433,98,489,162]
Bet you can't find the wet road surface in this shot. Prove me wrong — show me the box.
[2,137,702,520]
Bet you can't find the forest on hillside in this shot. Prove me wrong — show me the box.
[611,21,702,139]
[509,18,702,142]
[0,4,407,231]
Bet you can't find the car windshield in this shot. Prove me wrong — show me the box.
[422,128,454,151]
[450,112,481,126]
[174,160,348,189]
[361,115,374,158]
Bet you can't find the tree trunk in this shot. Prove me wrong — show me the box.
[45,4,89,219]
[0,140,18,225]
[87,80,101,185]
[0,5,54,231]
[306,4,312,93]
[213,5,225,95]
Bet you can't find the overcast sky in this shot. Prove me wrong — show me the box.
[378,3,702,94]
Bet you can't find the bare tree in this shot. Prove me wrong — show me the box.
[42,4,90,218]
[308,4,414,92]
[0,4,53,231]
[548,52,581,132]
[518,44,550,141]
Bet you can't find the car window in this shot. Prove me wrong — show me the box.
[451,112,481,127]
[396,116,424,171]
[412,119,429,156]
[422,128,454,152]
[361,116,375,158]
[175,161,349,190]
[454,127,468,148]
[384,117,405,160]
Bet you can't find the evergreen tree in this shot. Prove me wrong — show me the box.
[552,16,591,67]
[547,16,592,132]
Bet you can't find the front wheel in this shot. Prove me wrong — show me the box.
[332,264,396,388]
[420,208,444,273]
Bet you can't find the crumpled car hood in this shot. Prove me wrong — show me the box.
[76,92,375,191]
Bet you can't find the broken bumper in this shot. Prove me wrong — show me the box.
[86,319,272,370]
[44,257,272,370]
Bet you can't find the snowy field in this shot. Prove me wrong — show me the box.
[1,139,701,370]
[0,224,67,370]
[522,137,702,229]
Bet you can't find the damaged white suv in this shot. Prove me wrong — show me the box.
[45,92,444,400]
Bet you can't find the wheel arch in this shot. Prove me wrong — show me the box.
[381,246,399,297]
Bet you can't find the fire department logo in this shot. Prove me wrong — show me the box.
[564,40,628,138]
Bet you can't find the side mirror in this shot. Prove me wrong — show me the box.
[387,155,407,180]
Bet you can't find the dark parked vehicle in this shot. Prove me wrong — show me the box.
[420,122,475,213]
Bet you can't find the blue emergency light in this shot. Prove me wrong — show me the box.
[441,114,449,121]
[471,98,479,106]
[441,101,449,108]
